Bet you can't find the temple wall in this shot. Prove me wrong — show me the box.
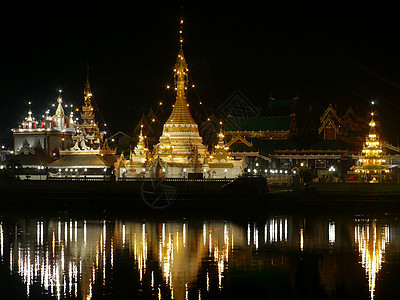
[14,134,46,153]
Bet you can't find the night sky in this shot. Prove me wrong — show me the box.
[1,2,400,143]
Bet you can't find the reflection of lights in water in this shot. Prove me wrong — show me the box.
[253,223,258,250]
[111,238,114,268]
[203,222,206,246]
[206,271,210,292]
[183,223,186,247]
[5,219,245,300]
[162,222,166,247]
[84,220,87,246]
[284,219,288,242]
[329,221,335,245]
[264,223,268,243]
[355,219,389,300]
[0,222,3,258]
[122,224,125,247]
[247,222,251,245]
[300,228,304,251]
[267,218,288,244]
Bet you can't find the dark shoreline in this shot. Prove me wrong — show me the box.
[2,180,400,221]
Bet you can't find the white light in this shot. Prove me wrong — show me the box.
[224,169,227,172]
[58,169,61,172]
[329,221,335,244]
[37,166,41,170]
[255,163,259,167]
[293,170,296,174]
[84,168,87,172]
[284,170,288,174]
[65,168,68,172]
[104,168,107,172]
[142,168,145,172]
[203,169,206,172]
[162,168,165,172]
[253,169,257,173]
[183,168,186,172]
[75,169,78,172]
[247,168,251,172]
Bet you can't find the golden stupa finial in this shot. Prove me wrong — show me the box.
[165,15,196,126]
[369,112,376,128]
[84,63,92,105]
[26,101,33,122]
[54,89,65,118]
[215,121,226,149]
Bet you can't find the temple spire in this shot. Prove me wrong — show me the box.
[165,18,196,125]
[54,90,65,118]
[84,63,92,106]
[27,101,33,122]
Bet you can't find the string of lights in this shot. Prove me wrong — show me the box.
[137,17,220,146]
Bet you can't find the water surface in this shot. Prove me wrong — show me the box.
[1,199,400,300]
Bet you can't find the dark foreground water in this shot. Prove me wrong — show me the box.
[1,197,400,300]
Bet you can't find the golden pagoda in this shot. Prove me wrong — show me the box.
[353,112,389,182]
[151,19,209,177]
[115,18,243,179]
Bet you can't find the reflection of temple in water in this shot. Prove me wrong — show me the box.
[0,216,396,299]
[354,219,390,300]
[1,219,246,299]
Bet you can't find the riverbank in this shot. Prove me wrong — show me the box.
[1,180,400,218]
[2,179,400,197]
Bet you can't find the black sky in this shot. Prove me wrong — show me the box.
[1,2,400,143]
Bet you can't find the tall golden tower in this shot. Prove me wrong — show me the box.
[73,65,103,148]
[354,111,389,182]
[154,18,208,166]
[114,17,244,179]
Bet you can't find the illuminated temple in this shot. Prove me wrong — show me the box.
[12,93,76,157]
[352,111,389,182]
[47,73,117,176]
[114,21,243,179]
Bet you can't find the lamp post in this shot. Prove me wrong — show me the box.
[183,168,186,179]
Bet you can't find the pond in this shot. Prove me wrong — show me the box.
[0,197,399,299]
